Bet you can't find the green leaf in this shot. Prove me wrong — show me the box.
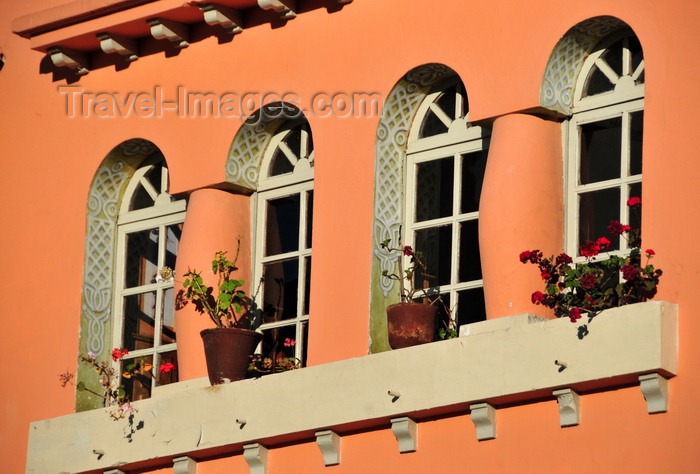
[76,381,86,391]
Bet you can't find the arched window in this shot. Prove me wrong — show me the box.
[112,156,185,400]
[253,118,314,367]
[566,31,644,255]
[404,77,488,333]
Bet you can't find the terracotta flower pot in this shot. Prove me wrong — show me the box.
[200,328,263,385]
[386,302,438,349]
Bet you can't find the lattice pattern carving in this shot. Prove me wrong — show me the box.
[81,139,155,356]
[540,16,627,115]
[373,64,455,297]
[226,113,285,190]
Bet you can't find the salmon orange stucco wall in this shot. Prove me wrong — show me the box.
[1,0,700,473]
[480,113,563,320]
[174,189,253,381]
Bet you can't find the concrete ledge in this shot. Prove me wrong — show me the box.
[26,301,677,473]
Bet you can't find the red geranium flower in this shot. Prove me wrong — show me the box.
[568,308,582,323]
[159,362,176,375]
[531,291,546,305]
[627,197,641,206]
[646,249,655,256]
[596,237,611,250]
[111,348,129,362]
[607,220,631,236]
[621,264,638,281]
[580,274,597,290]
[402,246,413,256]
[580,242,600,257]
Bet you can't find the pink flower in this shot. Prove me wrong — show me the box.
[159,362,176,375]
[627,197,641,206]
[646,249,655,256]
[284,338,296,347]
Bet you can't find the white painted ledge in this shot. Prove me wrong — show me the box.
[27,301,677,473]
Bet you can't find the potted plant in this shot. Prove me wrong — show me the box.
[380,235,438,349]
[166,242,263,385]
[520,198,662,328]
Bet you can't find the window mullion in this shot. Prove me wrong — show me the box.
[451,152,461,288]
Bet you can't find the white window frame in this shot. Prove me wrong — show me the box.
[253,121,314,364]
[404,81,489,328]
[565,31,645,257]
[111,163,186,398]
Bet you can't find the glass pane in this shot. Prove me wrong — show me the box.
[414,225,452,288]
[421,292,452,340]
[130,166,163,211]
[457,287,486,326]
[630,111,643,176]
[270,147,295,176]
[125,228,159,288]
[161,287,176,345]
[415,157,454,222]
[266,194,300,256]
[261,259,299,323]
[579,188,620,252]
[123,292,156,350]
[305,190,314,250]
[303,256,311,315]
[157,351,178,387]
[629,36,644,84]
[580,117,622,184]
[628,183,642,232]
[122,354,153,402]
[459,219,482,282]
[461,150,487,214]
[165,224,181,270]
[602,40,623,77]
[258,324,299,372]
[585,64,615,97]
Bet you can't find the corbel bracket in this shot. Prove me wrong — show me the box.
[258,0,296,19]
[639,373,669,414]
[243,443,269,474]
[470,402,496,440]
[553,388,581,427]
[315,430,341,466]
[390,416,417,453]
[147,18,190,48]
[173,456,198,474]
[47,47,89,75]
[96,32,138,61]
[200,3,243,35]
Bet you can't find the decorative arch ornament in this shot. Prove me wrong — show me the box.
[225,106,304,191]
[540,16,631,115]
[369,63,460,352]
[372,64,458,298]
[77,138,162,410]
